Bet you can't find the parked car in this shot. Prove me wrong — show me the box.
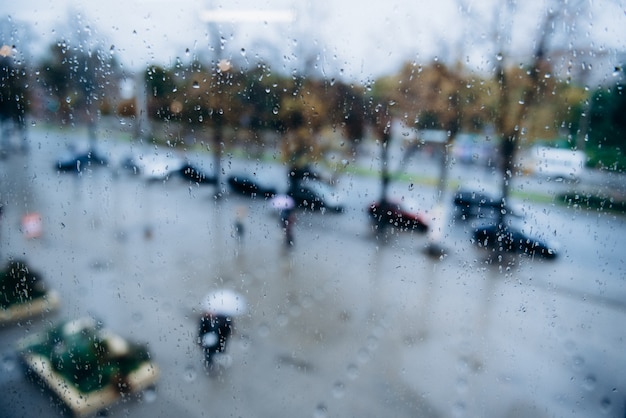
[179,162,216,185]
[368,199,429,233]
[289,179,344,212]
[55,146,108,172]
[453,189,522,220]
[227,174,277,198]
[472,224,558,259]
[120,150,184,180]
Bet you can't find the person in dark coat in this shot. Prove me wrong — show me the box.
[280,208,295,247]
[198,313,233,364]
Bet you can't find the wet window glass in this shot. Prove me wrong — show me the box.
[1,1,625,417]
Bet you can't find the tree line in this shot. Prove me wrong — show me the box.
[0,36,624,171]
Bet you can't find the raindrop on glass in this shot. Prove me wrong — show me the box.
[131,311,143,323]
[143,387,157,403]
[456,377,468,394]
[452,401,466,417]
[313,403,328,418]
[346,363,359,380]
[1,353,17,372]
[600,397,612,414]
[357,347,370,364]
[192,80,200,89]
[572,354,585,371]
[183,364,197,382]
[366,335,379,351]
[277,313,288,327]
[332,381,345,399]
[583,374,596,391]
[258,323,270,338]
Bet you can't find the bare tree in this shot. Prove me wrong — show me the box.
[492,3,559,227]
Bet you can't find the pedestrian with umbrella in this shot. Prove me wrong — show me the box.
[270,195,296,248]
[198,289,247,367]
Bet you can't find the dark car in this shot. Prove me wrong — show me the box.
[472,224,558,259]
[368,199,429,233]
[453,189,522,220]
[55,148,108,172]
[453,189,501,219]
[179,162,216,185]
[227,174,277,198]
[289,180,344,212]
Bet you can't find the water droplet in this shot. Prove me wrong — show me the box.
[313,403,328,418]
[496,53,503,61]
[572,354,585,371]
[192,81,200,89]
[272,107,279,115]
[1,353,17,372]
[332,381,345,398]
[346,363,359,380]
[277,313,288,326]
[456,377,468,394]
[183,364,197,382]
[600,396,612,413]
[583,374,597,391]
[143,387,157,403]
[240,48,246,57]
[452,401,466,416]
[357,347,370,363]
[366,335,379,351]
[65,96,71,103]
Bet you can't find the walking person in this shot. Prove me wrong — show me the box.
[233,206,246,244]
[280,207,295,248]
[198,312,233,366]
[198,289,246,369]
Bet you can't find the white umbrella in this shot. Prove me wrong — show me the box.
[271,194,294,210]
[201,289,247,316]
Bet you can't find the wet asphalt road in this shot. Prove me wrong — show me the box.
[1,127,625,417]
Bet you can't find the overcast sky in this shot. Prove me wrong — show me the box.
[2,0,625,81]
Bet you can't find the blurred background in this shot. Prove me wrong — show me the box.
[1,1,625,417]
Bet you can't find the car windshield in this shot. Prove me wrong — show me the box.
[1,1,625,417]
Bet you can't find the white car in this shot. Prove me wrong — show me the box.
[121,148,184,180]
